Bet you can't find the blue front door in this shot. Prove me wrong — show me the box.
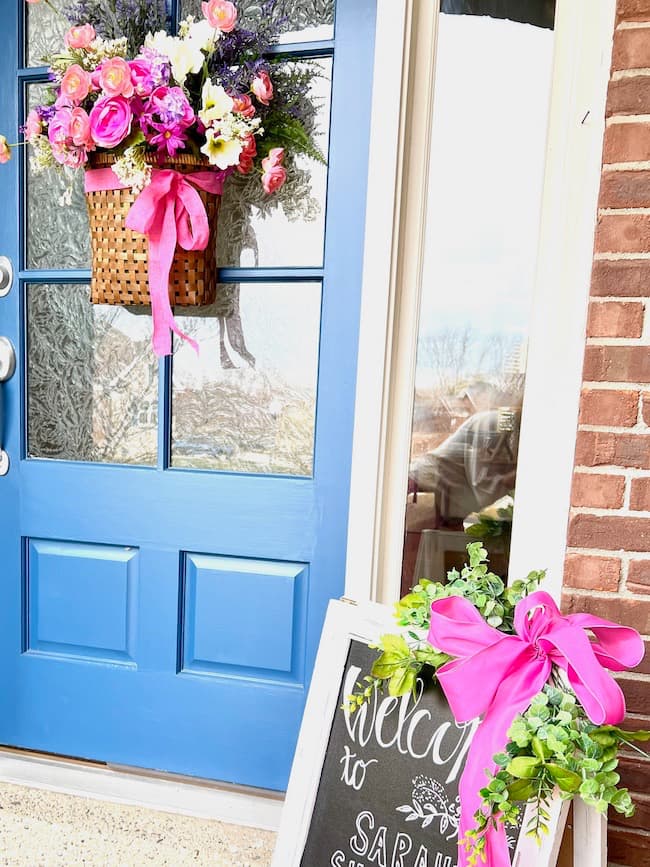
[0,0,376,790]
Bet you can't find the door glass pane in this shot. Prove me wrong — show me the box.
[400,10,555,595]
[26,0,68,67]
[216,58,331,268]
[180,0,334,42]
[25,84,91,270]
[171,282,321,476]
[27,285,158,465]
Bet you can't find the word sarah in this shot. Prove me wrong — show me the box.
[330,811,453,867]
[343,664,478,784]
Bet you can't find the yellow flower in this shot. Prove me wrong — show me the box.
[199,80,234,126]
[200,129,242,169]
[0,135,11,164]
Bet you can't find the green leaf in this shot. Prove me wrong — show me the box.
[380,634,411,656]
[507,779,535,801]
[388,666,416,697]
[532,736,551,761]
[506,756,542,779]
[546,764,581,793]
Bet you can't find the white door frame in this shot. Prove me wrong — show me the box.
[345,0,617,606]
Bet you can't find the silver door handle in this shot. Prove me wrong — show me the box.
[0,337,16,476]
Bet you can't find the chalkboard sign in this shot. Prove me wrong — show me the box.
[273,600,568,867]
[301,639,483,867]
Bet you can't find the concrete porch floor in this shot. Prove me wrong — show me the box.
[0,782,276,865]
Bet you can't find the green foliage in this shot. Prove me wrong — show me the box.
[462,684,648,864]
[395,541,544,633]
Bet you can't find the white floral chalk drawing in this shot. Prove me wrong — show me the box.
[396,775,461,840]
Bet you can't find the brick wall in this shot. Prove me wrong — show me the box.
[561,2,650,864]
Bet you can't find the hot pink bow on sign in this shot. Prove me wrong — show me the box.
[85,166,228,356]
[427,591,644,867]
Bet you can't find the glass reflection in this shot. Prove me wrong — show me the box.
[216,58,331,268]
[25,84,91,270]
[172,282,321,476]
[180,0,334,42]
[26,0,68,66]
[27,285,158,465]
[401,11,555,593]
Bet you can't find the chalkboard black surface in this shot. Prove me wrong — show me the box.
[300,640,518,867]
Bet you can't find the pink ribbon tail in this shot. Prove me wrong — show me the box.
[428,591,644,866]
[85,165,228,357]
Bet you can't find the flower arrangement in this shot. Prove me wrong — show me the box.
[348,543,648,866]
[1,0,325,353]
[3,0,323,191]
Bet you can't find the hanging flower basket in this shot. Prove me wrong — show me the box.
[85,152,221,308]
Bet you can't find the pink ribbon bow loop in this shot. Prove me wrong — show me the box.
[428,590,644,867]
[85,165,229,357]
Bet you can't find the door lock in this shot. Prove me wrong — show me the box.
[0,336,16,476]
[0,256,13,297]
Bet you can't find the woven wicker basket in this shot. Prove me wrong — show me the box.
[85,152,221,307]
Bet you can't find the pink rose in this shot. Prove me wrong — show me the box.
[0,136,11,164]
[232,93,255,118]
[261,147,284,170]
[60,64,92,103]
[52,142,88,169]
[129,58,155,97]
[201,0,237,31]
[251,71,273,106]
[24,109,42,142]
[48,108,73,145]
[89,95,132,148]
[261,164,286,195]
[64,23,96,49]
[69,107,93,148]
[99,57,134,98]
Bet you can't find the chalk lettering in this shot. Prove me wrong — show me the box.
[342,664,477,783]
[412,847,428,867]
[391,832,412,867]
[367,825,387,867]
[340,745,378,791]
[350,811,374,856]
[331,852,345,867]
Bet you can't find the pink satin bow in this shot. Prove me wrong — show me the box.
[85,166,228,356]
[427,591,644,867]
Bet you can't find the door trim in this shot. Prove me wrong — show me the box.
[0,747,283,831]
[346,0,617,605]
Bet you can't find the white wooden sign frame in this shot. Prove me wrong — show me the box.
[272,599,569,867]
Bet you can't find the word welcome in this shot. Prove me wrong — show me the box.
[343,665,478,783]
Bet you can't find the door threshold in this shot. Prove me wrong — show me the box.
[0,746,283,832]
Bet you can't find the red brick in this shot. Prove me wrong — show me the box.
[619,754,650,794]
[571,472,626,507]
[575,430,650,468]
[629,558,650,592]
[604,122,650,163]
[567,513,650,553]
[563,552,621,590]
[563,589,650,632]
[609,826,650,867]
[588,301,645,337]
[596,213,650,254]
[584,345,650,383]
[600,170,650,208]
[619,0,650,22]
[591,259,650,296]
[611,796,650,833]
[608,76,650,116]
[613,26,650,69]
[631,641,650,674]
[644,392,650,424]
[580,389,639,426]
[632,478,650,510]
[619,675,650,715]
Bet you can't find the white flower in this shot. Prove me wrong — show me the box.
[200,128,242,169]
[145,31,203,86]
[188,18,220,51]
[199,80,234,126]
